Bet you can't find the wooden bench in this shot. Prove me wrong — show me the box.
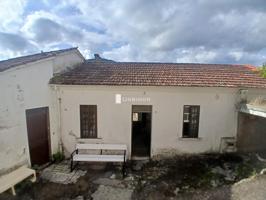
[70,143,127,176]
[0,165,36,196]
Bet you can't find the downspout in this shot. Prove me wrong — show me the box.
[54,85,64,154]
[58,96,64,154]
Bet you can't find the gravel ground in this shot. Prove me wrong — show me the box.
[0,153,266,200]
[175,174,266,200]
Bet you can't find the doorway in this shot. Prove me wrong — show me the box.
[26,107,50,166]
[131,105,152,157]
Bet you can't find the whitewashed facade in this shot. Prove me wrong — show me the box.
[0,48,265,175]
[54,85,266,158]
[0,49,84,174]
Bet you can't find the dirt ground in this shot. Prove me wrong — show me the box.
[1,153,266,200]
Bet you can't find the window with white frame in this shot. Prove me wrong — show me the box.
[182,105,200,138]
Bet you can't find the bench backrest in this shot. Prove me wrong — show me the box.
[76,143,127,151]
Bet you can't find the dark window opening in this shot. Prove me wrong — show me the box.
[80,105,97,138]
[182,105,200,138]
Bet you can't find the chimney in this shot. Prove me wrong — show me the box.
[94,54,101,59]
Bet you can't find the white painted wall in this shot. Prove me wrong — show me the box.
[0,51,84,174]
[52,50,84,74]
[0,59,57,174]
[56,85,253,158]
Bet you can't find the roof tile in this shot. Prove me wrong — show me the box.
[50,62,266,88]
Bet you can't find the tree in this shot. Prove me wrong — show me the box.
[259,63,266,78]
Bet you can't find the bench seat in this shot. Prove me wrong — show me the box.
[73,154,124,162]
[70,143,128,177]
[0,166,36,195]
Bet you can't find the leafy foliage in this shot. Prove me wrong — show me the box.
[52,151,65,163]
[259,63,266,78]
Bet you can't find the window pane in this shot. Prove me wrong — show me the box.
[182,105,200,138]
[133,113,139,121]
[184,105,190,113]
[80,105,97,138]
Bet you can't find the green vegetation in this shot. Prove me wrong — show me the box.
[52,151,65,163]
[236,163,257,179]
[259,63,266,78]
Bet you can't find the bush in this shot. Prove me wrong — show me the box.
[52,152,65,163]
[259,63,266,78]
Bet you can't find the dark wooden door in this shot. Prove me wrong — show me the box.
[26,107,50,166]
[132,105,152,157]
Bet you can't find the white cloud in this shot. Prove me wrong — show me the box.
[102,44,138,61]
[0,0,26,32]
[176,48,217,63]
[0,0,266,65]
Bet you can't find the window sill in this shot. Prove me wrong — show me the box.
[77,138,102,142]
[178,137,202,141]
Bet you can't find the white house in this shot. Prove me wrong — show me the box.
[0,48,266,175]
[0,48,84,174]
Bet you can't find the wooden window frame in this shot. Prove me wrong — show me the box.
[80,105,97,138]
[182,105,200,138]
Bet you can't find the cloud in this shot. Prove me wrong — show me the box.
[0,32,35,52]
[69,0,266,64]
[0,0,266,65]
[0,32,37,59]
[0,0,26,32]
[20,10,113,54]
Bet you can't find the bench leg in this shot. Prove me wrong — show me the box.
[70,159,74,172]
[11,186,16,196]
[70,160,78,172]
[122,162,126,178]
[30,172,37,182]
[122,150,127,178]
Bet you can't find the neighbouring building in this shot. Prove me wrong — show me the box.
[0,48,266,174]
[0,48,84,174]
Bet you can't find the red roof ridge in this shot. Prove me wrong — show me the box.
[244,64,258,71]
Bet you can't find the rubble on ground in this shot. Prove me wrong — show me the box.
[1,153,266,200]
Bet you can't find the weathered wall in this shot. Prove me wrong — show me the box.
[246,89,266,103]
[237,112,266,152]
[56,85,243,158]
[0,51,84,174]
[0,59,58,174]
[52,51,84,74]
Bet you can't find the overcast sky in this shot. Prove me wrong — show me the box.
[0,0,266,65]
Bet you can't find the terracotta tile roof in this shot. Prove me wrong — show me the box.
[0,47,78,72]
[50,62,266,88]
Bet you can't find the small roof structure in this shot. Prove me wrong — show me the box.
[240,99,266,118]
[0,47,80,72]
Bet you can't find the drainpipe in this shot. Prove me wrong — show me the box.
[54,85,64,154]
[58,97,64,154]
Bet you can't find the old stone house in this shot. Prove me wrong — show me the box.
[0,48,266,175]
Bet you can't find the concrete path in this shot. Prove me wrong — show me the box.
[231,174,266,200]
[177,174,266,200]
[91,177,133,200]
[91,185,133,200]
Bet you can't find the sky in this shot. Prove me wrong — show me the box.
[0,0,266,65]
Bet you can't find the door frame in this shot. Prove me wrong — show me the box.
[131,105,152,159]
[25,106,52,166]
